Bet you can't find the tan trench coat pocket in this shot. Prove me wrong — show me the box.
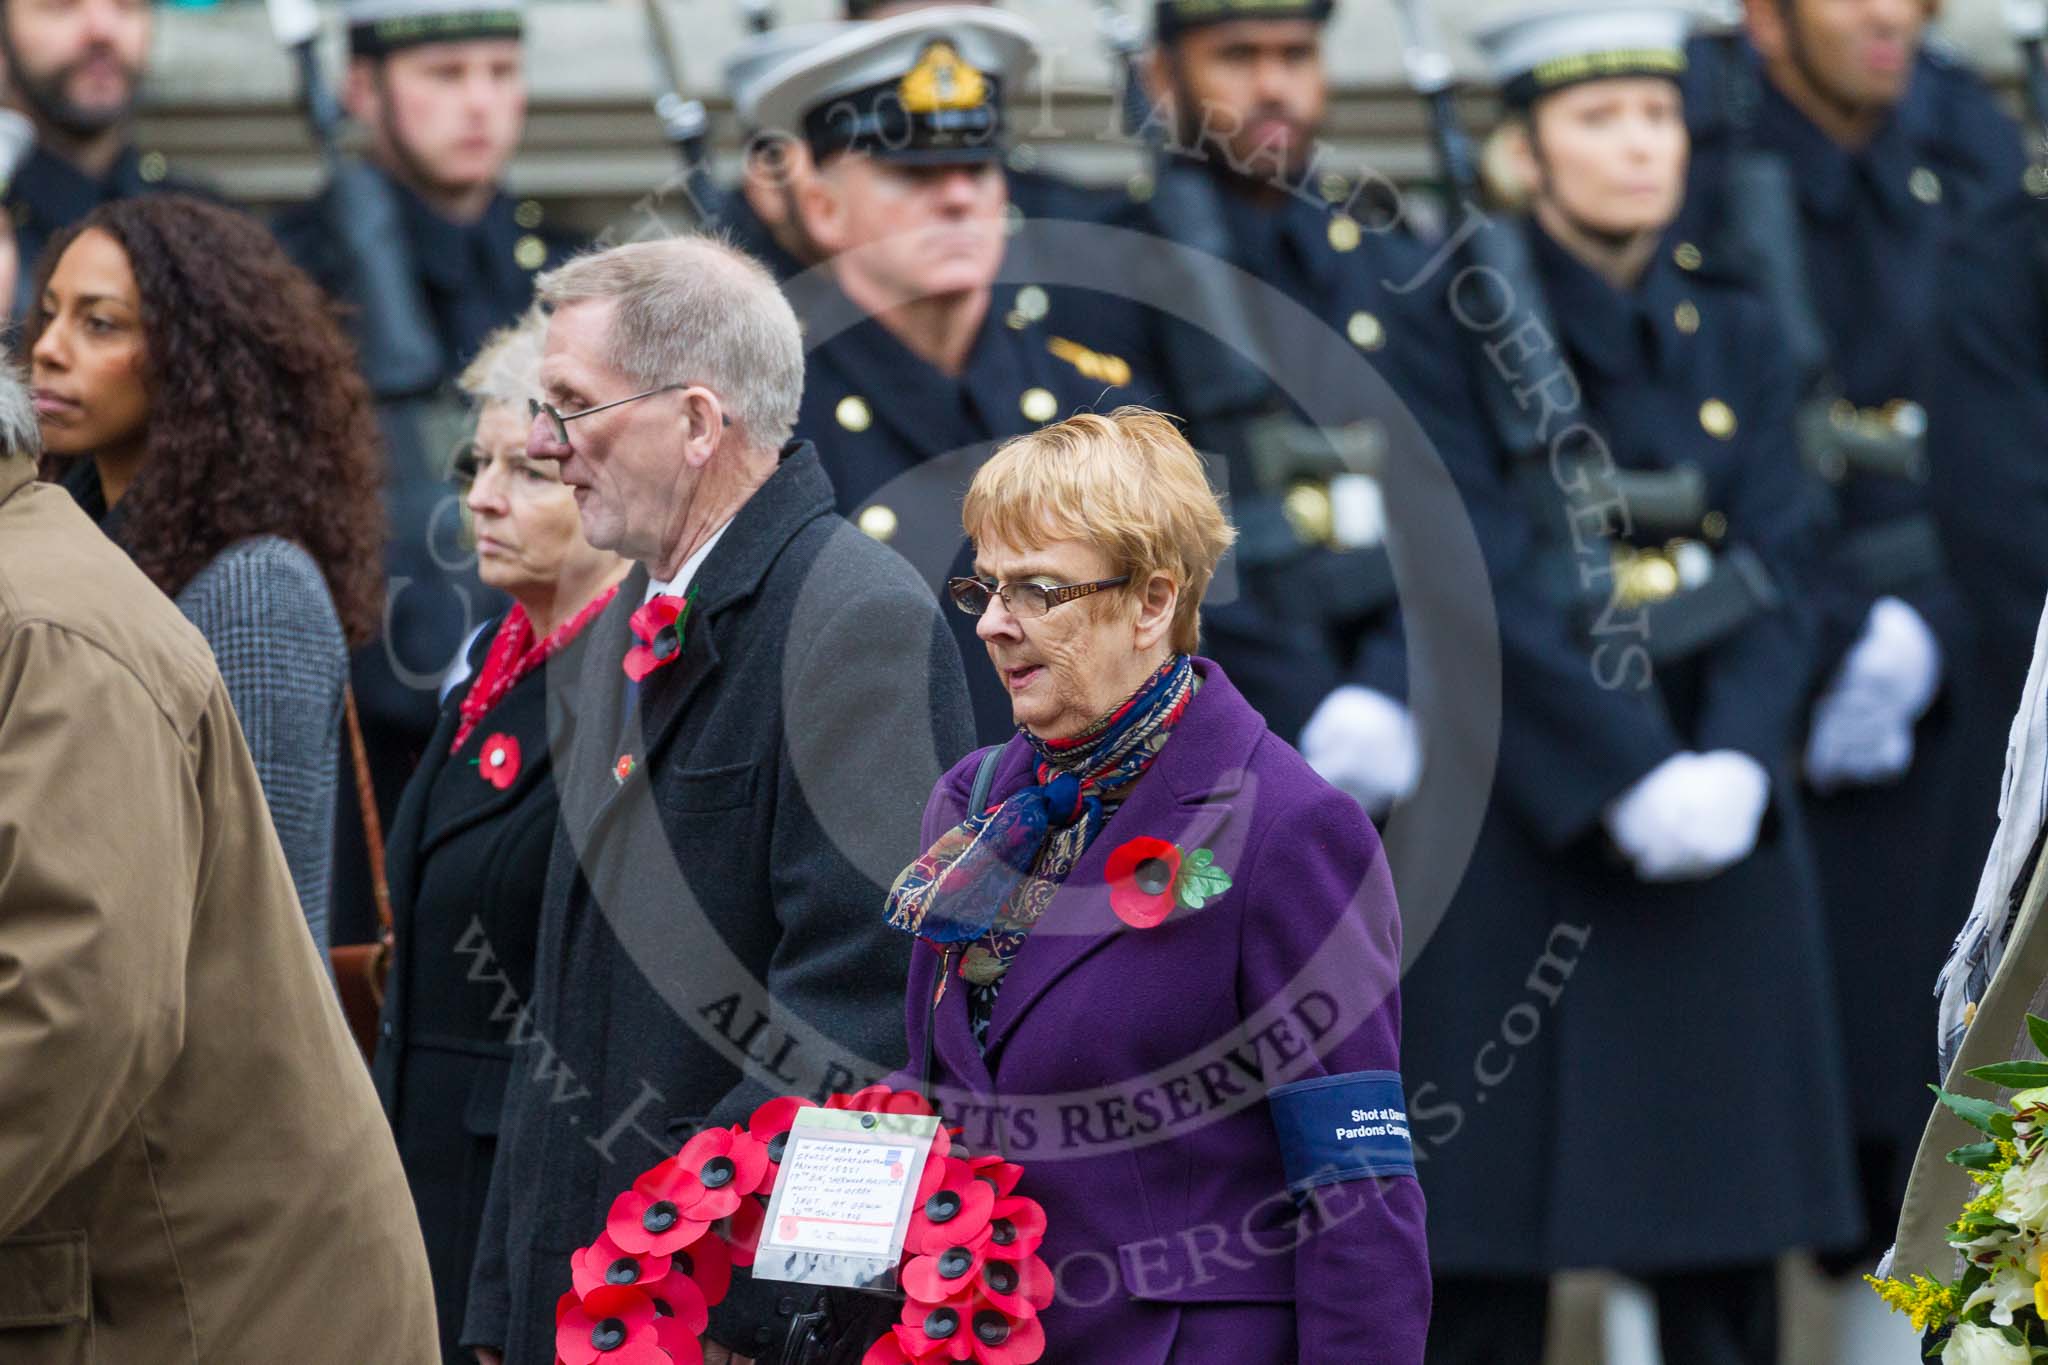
[0,1230,91,1362]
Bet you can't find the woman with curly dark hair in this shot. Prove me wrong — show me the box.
[27,194,386,957]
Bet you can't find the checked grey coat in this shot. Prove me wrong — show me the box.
[174,535,347,957]
[462,443,974,1363]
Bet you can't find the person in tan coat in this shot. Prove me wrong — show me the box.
[0,363,438,1360]
[1893,597,2048,1281]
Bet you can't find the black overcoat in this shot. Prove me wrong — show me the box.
[461,445,974,1363]
[372,617,589,1362]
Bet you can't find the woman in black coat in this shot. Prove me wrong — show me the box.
[371,313,629,1363]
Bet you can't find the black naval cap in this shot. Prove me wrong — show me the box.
[1472,0,1692,108]
[345,0,524,58]
[1154,0,1335,44]
[742,6,1039,165]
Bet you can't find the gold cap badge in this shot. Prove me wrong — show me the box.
[900,41,987,115]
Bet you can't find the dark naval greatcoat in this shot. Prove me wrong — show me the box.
[1401,223,1861,1274]
[791,276,1137,746]
[1091,166,1473,744]
[273,166,583,946]
[8,143,213,318]
[1684,42,2028,1223]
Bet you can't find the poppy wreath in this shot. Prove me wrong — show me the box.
[559,1084,1054,1365]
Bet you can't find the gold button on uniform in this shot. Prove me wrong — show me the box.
[514,234,548,271]
[1013,285,1048,322]
[1319,171,1351,204]
[1674,301,1701,334]
[514,199,544,229]
[1347,311,1385,351]
[2026,164,2048,199]
[835,395,872,432]
[1283,482,1334,545]
[1909,167,1942,205]
[1126,172,1155,203]
[1020,387,1058,424]
[1327,214,1362,253]
[1701,509,1729,541]
[856,504,898,542]
[1613,547,1681,607]
[1699,398,1737,439]
[1003,203,1026,237]
[139,151,167,183]
[1673,241,1702,271]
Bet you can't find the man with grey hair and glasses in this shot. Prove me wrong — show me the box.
[463,236,973,1365]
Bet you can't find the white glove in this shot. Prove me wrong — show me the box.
[1804,597,1944,792]
[1604,750,1772,882]
[1300,685,1422,817]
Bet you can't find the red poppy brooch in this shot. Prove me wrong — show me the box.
[624,591,694,683]
[561,1084,1054,1364]
[1105,836,1234,929]
[472,733,521,790]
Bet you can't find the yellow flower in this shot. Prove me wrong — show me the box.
[2035,1275,2048,1319]
[1970,1142,2024,1187]
[1867,1273,1963,1334]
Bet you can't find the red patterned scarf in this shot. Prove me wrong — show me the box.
[450,584,620,753]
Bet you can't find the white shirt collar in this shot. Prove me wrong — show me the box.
[645,519,733,603]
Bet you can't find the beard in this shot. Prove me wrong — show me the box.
[11,47,139,141]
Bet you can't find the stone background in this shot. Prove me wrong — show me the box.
[139,0,2039,227]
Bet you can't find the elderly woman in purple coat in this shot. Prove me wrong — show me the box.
[883,407,1431,1362]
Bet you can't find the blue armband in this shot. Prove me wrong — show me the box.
[1269,1070,1415,1196]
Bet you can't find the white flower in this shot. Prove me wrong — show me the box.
[1963,1255,2041,1326]
[1944,1321,2033,1365]
[1999,1158,2048,1231]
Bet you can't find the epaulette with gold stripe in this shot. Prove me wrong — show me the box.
[1047,336,1132,388]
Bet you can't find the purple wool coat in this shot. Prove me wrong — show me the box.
[903,659,1430,1363]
